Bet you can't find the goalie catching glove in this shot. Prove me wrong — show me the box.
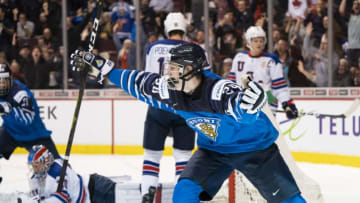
[240,76,267,114]
[70,49,114,83]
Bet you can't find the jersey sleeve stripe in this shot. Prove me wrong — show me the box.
[121,70,131,92]
[51,192,70,203]
[76,175,86,203]
[128,70,138,97]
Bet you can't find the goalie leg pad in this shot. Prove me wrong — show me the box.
[173,179,202,203]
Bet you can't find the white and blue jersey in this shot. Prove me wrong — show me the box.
[1,80,51,141]
[228,51,290,108]
[107,69,279,154]
[145,39,187,73]
[29,159,89,203]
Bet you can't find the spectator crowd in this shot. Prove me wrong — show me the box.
[0,0,359,89]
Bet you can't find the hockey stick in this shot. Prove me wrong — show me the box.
[276,99,360,118]
[56,0,103,192]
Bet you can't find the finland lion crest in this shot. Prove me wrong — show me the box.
[187,117,220,141]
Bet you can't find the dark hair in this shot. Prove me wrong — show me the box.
[168,30,185,37]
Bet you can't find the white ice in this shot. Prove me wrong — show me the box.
[1,155,360,203]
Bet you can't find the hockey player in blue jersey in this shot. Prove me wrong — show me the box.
[70,43,306,203]
[141,12,196,203]
[0,63,60,162]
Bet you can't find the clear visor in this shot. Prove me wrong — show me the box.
[161,61,184,89]
[0,77,11,97]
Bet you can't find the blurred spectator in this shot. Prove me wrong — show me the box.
[339,0,360,74]
[34,12,49,36]
[0,51,7,64]
[42,27,60,48]
[25,47,51,89]
[322,15,346,58]
[67,5,94,55]
[219,57,232,78]
[10,59,25,83]
[303,23,339,86]
[16,13,34,40]
[149,0,173,12]
[99,12,113,39]
[141,32,158,69]
[111,5,134,51]
[117,39,132,69]
[304,1,327,47]
[272,28,281,50]
[140,0,157,35]
[285,16,305,45]
[215,11,237,58]
[194,29,205,49]
[288,44,316,87]
[227,0,258,45]
[354,67,360,86]
[333,58,354,86]
[274,39,290,83]
[0,6,15,52]
[111,0,132,15]
[287,0,308,19]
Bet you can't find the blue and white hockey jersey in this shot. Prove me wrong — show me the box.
[107,69,279,154]
[29,159,89,203]
[1,80,51,141]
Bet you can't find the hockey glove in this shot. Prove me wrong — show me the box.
[282,99,298,119]
[240,79,267,114]
[0,101,12,116]
[70,49,115,83]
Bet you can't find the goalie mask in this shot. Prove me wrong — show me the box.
[28,145,54,178]
[162,43,208,91]
[0,64,12,97]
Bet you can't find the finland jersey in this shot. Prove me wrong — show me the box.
[29,159,89,203]
[145,39,187,73]
[1,80,52,141]
[107,69,279,154]
[228,51,290,104]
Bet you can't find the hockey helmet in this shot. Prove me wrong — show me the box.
[0,64,12,97]
[164,12,187,37]
[245,26,267,49]
[163,43,208,90]
[28,145,54,178]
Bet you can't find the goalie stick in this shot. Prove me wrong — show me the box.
[57,0,104,192]
[276,99,360,118]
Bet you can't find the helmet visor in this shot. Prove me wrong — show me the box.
[161,61,184,90]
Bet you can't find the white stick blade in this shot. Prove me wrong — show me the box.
[344,99,360,118]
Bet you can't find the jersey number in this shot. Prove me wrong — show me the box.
[158,57,164,74]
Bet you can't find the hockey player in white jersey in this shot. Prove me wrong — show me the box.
[228,26,324,202]
[141,12,196,203]
[17,145,117,203]
[228,26,298,118]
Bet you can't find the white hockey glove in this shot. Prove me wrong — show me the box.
[70,49,115,83]
[240,77,267,114]
[0,101,12,116]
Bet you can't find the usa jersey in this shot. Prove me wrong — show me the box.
[29,159,89,203]
[1,80,52,141]
[228,51,290,104]
[145,39,187,73]
[107,69,279,153]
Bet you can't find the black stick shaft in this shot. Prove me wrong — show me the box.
[56,0,103,192]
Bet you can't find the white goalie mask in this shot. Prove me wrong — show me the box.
[164,12,187,37]
[245,26,267,51]
[28,145,54,178]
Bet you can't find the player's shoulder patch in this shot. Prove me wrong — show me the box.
[13,90,28,104]
[263,53,281,64]
[211,79,237,101]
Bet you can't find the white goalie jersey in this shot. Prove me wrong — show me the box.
[228,51,290,105]
[28,159,90,203]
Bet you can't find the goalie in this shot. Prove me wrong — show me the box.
[16,145,117,203]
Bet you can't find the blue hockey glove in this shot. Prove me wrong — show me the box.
[0,101,12,116]
[240,80,267,114]
[70,49,114,83]
[282,99,298,119]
